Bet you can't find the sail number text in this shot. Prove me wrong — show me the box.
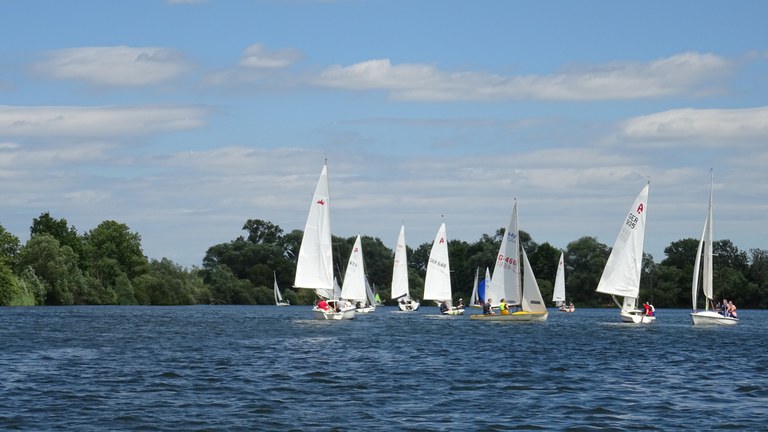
[624,213,639,229]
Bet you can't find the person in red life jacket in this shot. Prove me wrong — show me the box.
[317,299,330,311]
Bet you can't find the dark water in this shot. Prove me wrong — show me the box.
[1,306,767,431]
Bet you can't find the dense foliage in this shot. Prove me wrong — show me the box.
[0,215,765,308]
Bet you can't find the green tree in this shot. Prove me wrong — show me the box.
[30,212,84,267]
[565,236,609,306]
[18,234,85,305]
[84,220,148,290]
[0,262,20,306]
[0,224,21,268]
[528,242,562,304]
[242,219,284,245]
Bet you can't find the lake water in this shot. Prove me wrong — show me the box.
[1,306,766,431]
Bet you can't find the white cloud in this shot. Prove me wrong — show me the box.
[619,106,768,145]
[315,52,731,101]
[33,46,190,87]
[239,44,301,69]
[0,105,208,139]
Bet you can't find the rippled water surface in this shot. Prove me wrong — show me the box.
[2,306,767,431]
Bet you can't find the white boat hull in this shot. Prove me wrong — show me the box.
[442,307,464,315]
[620,310,655,324]
[397,300,420,312]
[276,302,290,307]
[312,306,356,320]
[356,305,376,313]
[691,310,738,325]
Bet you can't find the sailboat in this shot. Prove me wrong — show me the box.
[553,253,573,312]
[391,225,420,312]
[691,173,738,325]
[274,272,290,306]
[471,202,548,321]
[423,222,463,315]
[595,182,653,324]
[341,235,374,313]
[469,267,491,309]
[293,162,355,320]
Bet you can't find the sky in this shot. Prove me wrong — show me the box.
[1,0,767,268]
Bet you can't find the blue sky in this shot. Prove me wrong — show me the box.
[1,0,766,268]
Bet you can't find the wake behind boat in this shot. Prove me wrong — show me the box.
[595,182,653,324]
[691,172,738,326]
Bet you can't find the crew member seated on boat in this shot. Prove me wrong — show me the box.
[440,301,449,314]
[317,299,330,311]
[456,298,465,309]
[499,298,510,315]
[482,298,494,315]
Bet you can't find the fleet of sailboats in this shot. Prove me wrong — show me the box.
[691,173,738,325]
[596,182,653,324]
[288,164,742,325]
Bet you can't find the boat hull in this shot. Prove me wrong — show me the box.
[620,310,655,324]
[356,305,376,313]
[276,302,290,307]
[470,311,548,321]
[691,310,738,325]
[312,306,356,320]
[397,300,420,312]
[442,307,464,315]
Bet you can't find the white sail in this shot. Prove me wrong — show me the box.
[423,222,452,301]
[596,182,649,300]
[489,202,521,306]
[341,235,367,301]
[521,248,547,313]
[552,252,566,305]
[274,272,283,302]
[469,267,479,306]
[692,174,714,309]
[390,225,410,300]
[294,163,334,292]
[691,173,736,325]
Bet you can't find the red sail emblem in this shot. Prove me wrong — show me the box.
[439,237,445,244]
[316,199,325,205]
[636,203,644,214]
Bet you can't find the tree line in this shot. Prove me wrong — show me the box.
[1,214,766,308]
